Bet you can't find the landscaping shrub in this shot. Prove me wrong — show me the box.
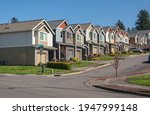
[47,62,71,70]
[70,57,79,62]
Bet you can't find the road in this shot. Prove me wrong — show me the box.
[0,54,150,98]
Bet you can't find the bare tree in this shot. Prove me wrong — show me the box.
[112,54,121,77]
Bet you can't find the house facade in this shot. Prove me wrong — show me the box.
[103,26,117,54]
[71,24,85,60]
[95,26,106,55]
[80,23,100,57]
[129,31,148,49]
[0,19,56,65]
[48,20,76,61]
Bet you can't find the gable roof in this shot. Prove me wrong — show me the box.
[103,26,112,33]
[128,31,138,37]
[80,23,94,30]
[47,19,68,29]
[70,24,85,36]
[0,19,45,34]
[70,24,78,29]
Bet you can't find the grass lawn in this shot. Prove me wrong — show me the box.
[91,55,113,61]
[127,74,150,86]
[0,66,64,75]
[72,61,94,67]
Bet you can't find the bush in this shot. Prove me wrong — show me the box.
[47,62,71,70]
[70,57,79,62]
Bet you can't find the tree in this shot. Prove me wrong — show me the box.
[11,17,19,23]
[127,27,131,32]
[116,20,126,30]
[135,9,150,30]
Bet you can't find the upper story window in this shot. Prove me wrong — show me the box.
[120,37,123,41]
[99,34,104,41]
[67,32,72,39]
[77,34,81,41]
[40,32,47,41]
[89,32,92,40]
[125,38,127,43]
[61,31,63,38]
[94,33,96,38]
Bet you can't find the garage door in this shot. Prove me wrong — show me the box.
[66,49,74,60]
[37,52,47,65]
[93,47,98,54]
[76,50,82,60]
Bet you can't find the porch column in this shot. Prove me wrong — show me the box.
[53,50,56,60]
[58,44,61,60]
[74,46,77,58]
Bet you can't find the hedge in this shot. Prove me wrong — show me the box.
[47,62,71,70]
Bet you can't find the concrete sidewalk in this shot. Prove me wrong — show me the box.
[89,73,150,97]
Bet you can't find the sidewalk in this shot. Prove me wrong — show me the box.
[89,73,150,97]
[52,60,112,77]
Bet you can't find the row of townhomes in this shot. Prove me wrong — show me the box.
[0,19,149,65]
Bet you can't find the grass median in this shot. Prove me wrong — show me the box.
[127,74,150,86]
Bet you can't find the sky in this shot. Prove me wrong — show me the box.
[0,0,150,29]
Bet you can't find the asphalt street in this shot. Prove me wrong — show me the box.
[0,54,150,98]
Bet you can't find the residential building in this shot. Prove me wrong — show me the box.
[0,19,56,65]
[95,26,106,55]
[103,26,117,54]
[129,30,148,49]
[48,20,75,60]
[80,23,99,57]
[70,24,85,60]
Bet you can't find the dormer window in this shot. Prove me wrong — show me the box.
[40,32,47,41]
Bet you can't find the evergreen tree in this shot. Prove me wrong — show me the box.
[135,9,150,30]
[11,17,19,23]
[116,20,126,30]
[127,27,131,32]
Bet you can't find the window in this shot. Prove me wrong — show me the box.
[67,32,72,39]
[67,32,70,38]
[40,32,47,41]
[89,32,92,40]
[125,39,127,43]
[61,31,63,38]
[99,34,104,41]
[77,34,81,41]
[94,33,96,38]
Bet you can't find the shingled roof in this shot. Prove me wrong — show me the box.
[80,23,93,30]
[47,19,67,29]
[0,19,44,34]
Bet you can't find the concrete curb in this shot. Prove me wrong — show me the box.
[51,63,111,77]
[93,84,150,97]
[87,75,150,97]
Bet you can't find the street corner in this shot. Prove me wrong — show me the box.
[90,76,150,97]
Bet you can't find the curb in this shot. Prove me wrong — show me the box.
[93,84,150,97]
[51,63,111,77]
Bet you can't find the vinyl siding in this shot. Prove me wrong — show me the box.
[0,31,32,48]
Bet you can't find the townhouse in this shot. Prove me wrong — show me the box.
[95,26,106,55]
[70,24,85,60]
[48,20,75,61]
[80,23,100,57]
[129,31,148,49]
[103,26,117,54]
[0,19,57,65]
